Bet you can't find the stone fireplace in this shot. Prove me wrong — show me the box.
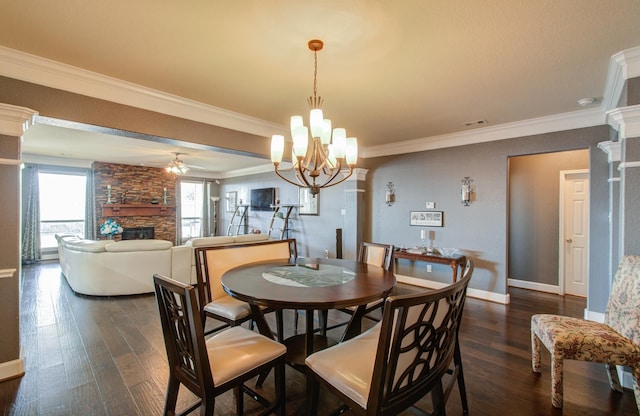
[93,162,177,243]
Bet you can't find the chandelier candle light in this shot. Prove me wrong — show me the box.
[271,39,358,196]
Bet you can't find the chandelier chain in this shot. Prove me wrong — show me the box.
[313,49,318,104]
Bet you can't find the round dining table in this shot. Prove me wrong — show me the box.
[221,257,396,368]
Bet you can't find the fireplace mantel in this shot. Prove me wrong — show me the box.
[102,204,175,217]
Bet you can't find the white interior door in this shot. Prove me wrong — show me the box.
[560,170,589,297]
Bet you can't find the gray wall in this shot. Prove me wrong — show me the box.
[508,150,589,284]
[220,171,350,258]
[364,126,609,304]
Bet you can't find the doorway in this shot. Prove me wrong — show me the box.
[508,150,589,294]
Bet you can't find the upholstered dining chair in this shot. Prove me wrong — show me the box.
[337,242,395,320]
[531,255,640,412]
[153,274,286,416]
[305,242,395,336]
[305,260,473,416]
[194,238,297,339]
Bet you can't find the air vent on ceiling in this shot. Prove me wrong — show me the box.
[463,119,488,127]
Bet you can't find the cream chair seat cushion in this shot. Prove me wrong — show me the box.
[207,326,286,385]
[203,296,252,321]
[305,322,381,408]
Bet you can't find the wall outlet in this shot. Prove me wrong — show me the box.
[426,202,435,209]
[426,264,432,272]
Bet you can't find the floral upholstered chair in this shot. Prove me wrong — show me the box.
[531,255,640,412]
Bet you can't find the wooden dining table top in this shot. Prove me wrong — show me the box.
[221,257,396,311]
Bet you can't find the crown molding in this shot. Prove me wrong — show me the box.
[0,46,288,139]
[2,45,638,161]
[221,162,276,179]
[362,107,604,158]
[606,105,640,139]
[597,141,621,163]
[603,46,640,111]
[0,103,38,137]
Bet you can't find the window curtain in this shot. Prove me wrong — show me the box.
[21,164,41,264]
[85,169,96,240]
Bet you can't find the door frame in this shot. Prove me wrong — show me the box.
[558,169,589,296]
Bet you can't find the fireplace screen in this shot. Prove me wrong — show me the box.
[121,227,155,240]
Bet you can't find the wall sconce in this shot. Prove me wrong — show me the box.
[385,182,395,206]
[461,176,473,206]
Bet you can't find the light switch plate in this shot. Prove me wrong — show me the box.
[426,202,435,209]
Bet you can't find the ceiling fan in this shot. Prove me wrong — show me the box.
[165,152,190,175]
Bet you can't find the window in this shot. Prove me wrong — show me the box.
[179,180,204,244]
[39,172,87,251]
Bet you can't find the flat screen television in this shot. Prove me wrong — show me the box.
[250,187,276,211]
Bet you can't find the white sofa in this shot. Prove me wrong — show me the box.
[56,233,271,296]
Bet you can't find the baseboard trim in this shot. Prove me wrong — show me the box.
[396,274,510,304]
[0,358,24,382]
[508,278,560,294]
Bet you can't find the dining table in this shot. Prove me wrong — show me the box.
[221,257,396,370]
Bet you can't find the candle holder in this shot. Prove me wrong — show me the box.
[106,186,112,204]
[163,188,168,205]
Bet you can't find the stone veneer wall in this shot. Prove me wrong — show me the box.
[93,162,177,243]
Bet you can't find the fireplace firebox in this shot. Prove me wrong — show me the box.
[121,227,155,240]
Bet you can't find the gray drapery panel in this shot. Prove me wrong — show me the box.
[85,170,96,240]
[21,164,41,264]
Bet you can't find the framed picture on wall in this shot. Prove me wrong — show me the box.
[225,191,237,213]
[299,188,319,215]
[410,211,443,227]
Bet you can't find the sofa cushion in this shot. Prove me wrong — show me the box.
[234,234,270,243]
[64,239,111,253]
[104,239,173,252]
[187,236,235,247]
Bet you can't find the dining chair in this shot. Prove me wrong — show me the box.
[153,274,286,416]
[305,260,473,416]
[310,242,395,335]
[194,238,297,339]
[531,255,640,412]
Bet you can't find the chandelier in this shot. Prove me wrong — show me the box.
[271,39,358,196]
[165,152,189,175]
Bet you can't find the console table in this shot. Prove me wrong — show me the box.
[393,250,467,282]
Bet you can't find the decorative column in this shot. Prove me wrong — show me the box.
[597,140,621,287]
[0,103,38,381]
[341,168,368,260]
[607,105,640,257]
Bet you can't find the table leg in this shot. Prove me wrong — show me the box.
[249,303,273,339]
[450,263,458,283]
[340,304,366,342]
[305,310,314,358]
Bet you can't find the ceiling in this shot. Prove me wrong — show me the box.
[1,1,640,175]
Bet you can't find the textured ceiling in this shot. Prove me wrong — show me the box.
[1,1,640,173]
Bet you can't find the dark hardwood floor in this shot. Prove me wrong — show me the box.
[0,261,637,415]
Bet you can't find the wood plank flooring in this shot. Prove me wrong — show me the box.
[0,261,637,415]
